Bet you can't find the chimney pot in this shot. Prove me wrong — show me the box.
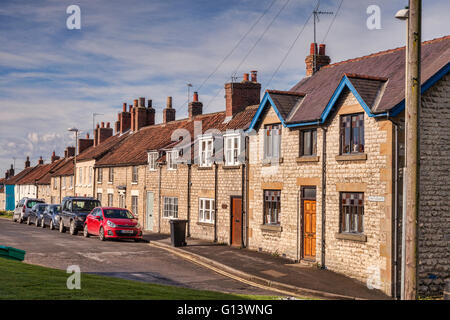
[133,99,138,108]
[96,123,100,129]
[129,105,132,112]
[101,122,105,128]
[310,42,318,55]
[107,122,110,128]
[123,103,127,112]
[86,133,89,139]
[243,73,249,82]
[166,96,172,108]
[193,92,198,102]
[319,44,326,55]
[139,97,145,108]
[250,70,257,82]
[147,99,152,108]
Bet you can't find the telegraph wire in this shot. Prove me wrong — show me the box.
[321,0,344,43]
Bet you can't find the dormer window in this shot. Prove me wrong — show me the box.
[199,136,213,167]
[148,152,158,171]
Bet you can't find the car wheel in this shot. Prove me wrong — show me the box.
[12,215,16,223]
[27,217,31,225]
[41,218,45,228]
[70,220,78,235]
[134,239,140,243]
[99,227,105,241]
[83,224,90,238]
[35,218,40,227]
[59,219,66,233]
[18,215,23,224]
[49,220,54,230]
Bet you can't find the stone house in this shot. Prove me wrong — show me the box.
[49,149,76,204]
[245,37,449,297]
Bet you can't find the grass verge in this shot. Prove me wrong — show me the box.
[0,258,278,300]
[0,211,13,220]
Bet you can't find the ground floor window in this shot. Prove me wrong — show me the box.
[264,190,281,225]
[119,194,125,208]
[199,198,214,223]
[340,192,364,234]
[97,193,102,205]
[131,196,138,216]
[163,197,178,218]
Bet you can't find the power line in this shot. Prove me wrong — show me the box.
[175,0,278,112]
[263,0,319,91]
[207,0,292,109]
[321,0,344,43]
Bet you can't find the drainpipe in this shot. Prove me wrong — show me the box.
[187,164,191,237]
[244,135,250,248]
[214,162,218,243]
[158,164,162,233]
[321,126,327,269]
[297,189,300,262]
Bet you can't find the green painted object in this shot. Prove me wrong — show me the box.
[0,245,26,261]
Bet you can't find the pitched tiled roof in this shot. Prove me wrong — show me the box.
[5,167,37,185]
[96,105,258,167]
[36,159,67,185]
[50,157,75,177]
[287,36,450,123]
[76,133,129,162]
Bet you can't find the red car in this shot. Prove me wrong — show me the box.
[83,207,143,241]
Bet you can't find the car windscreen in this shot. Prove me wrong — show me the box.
[36,205,47,212]
[52,205,61,213]
[72,200,100,212]
[27,200,44,208]
[103,209,135,219]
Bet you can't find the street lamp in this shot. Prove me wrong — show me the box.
[68,127,79,196]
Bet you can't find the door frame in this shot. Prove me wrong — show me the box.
[229,196,243,247]
[145,191,154,231]
[300,186,317,261]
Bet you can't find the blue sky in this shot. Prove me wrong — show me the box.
[0,0,448,174]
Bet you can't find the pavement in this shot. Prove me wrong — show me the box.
[143,232,391,300]
[0,218,280,297]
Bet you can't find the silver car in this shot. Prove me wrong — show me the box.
[13,198,45,223]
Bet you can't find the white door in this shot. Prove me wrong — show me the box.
[146,192,154,231]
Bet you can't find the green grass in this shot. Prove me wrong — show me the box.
[0,258,278,300]
[0,211,13,219]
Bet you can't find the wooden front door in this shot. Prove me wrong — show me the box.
[303,199,316,260]
[231,197,242,246]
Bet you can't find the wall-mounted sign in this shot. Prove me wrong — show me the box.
[368,196,385,202]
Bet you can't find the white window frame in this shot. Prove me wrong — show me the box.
[163,196,178,218]
[199,198,215,224]
[131,195,138,216]
[148,152,158,171]
[224,133,241,166]
[97,168,103,183]
[198,136,214,167]
[263,124,281,160]
[167,150,178,170]
[132,166,138,183]
[108,167,114,183]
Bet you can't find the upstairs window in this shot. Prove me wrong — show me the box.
[199,137,214,167]
[264,124,281,160]
[224,134,240,166]
[148,152,158,171]
[300,129,317,156]
[340,113,364,154]
[167,151,178,170]
[97,168,103,183]
[108,167,114,183]
[132,166,138,183]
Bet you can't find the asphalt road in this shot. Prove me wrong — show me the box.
[0,218,278,297]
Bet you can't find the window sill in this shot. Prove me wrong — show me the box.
[260,224,282,232]
[335,153,367,161]
[107,182,113,184]
[296,156,319,163]
[131,182,138,185]
[197,166,213,170]
[335,232,367,242]
[223,165,241,170]
[197,221,214,227]
[262,157,283,166]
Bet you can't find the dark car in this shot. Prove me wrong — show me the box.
[41,204,62,229]
[13,198,45,223]
[59,197,101,235]
[28,203,48,226]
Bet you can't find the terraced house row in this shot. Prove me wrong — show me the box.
[2,36,449,298]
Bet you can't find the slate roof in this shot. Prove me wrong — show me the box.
[287,36,450,123]
[96,105,258,167]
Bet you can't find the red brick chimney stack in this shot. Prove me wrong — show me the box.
[305,42,330,76]
[119,103,131,134]
[97,122,113,144]
[189,92,203,119]
[163,96,176,123]
[225,71,261,118]
[78,133,94,153]
[65,146,75,158]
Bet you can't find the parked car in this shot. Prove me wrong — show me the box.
[28,203,48,226]
[60,197,101,235]
[84,207,143,241]
[41,204,62,229]
[12,198,45,223]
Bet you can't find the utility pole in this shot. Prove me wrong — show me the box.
[404,0,421,300]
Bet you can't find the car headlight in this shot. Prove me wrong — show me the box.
[135,222,141,229]
[107,220,117,228]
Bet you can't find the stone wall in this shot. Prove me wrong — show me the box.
[418,73,450,296]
